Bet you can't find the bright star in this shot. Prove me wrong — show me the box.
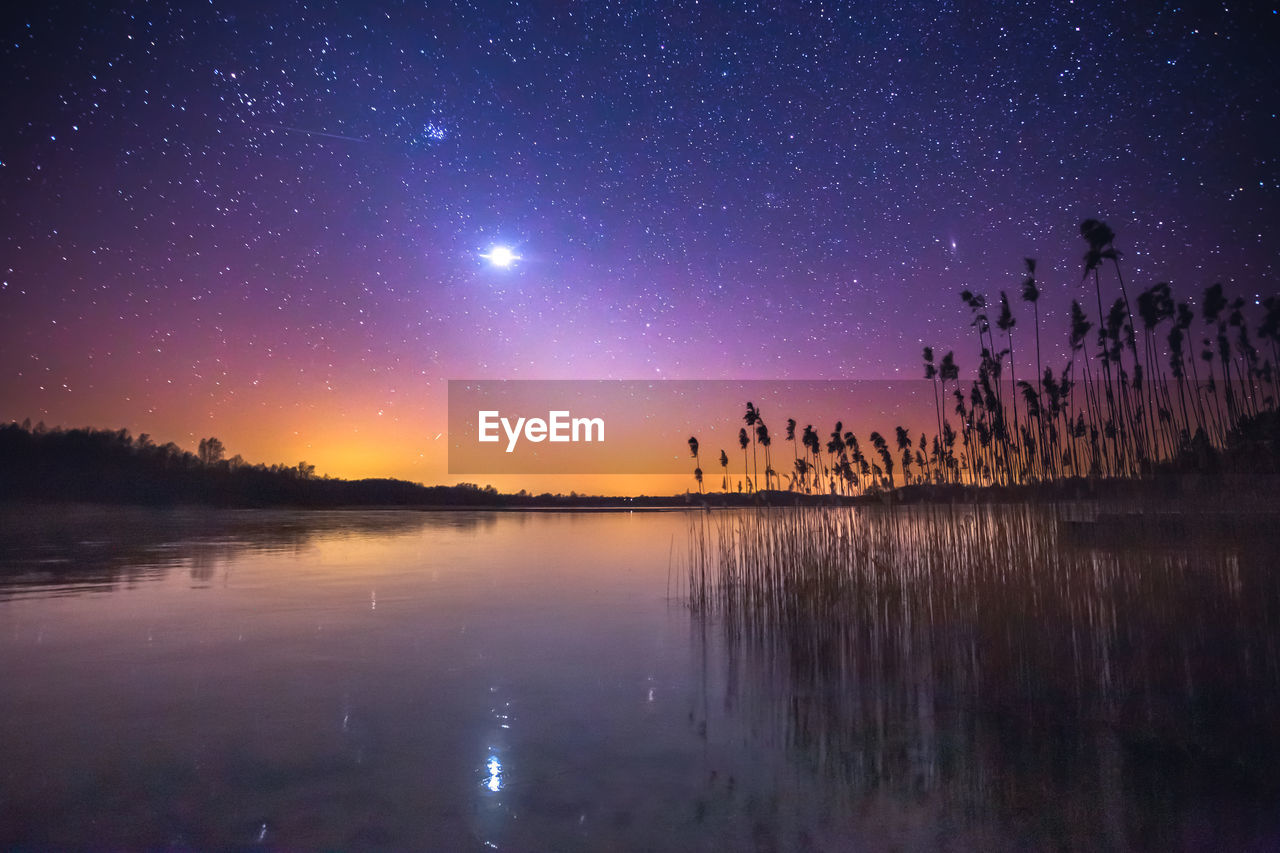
[481,245,520,268]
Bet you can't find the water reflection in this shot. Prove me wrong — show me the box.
[486,753,504,792]
[4,505,1275,849]
[4,509,701,850]
[687,504,1280,847]
[0,505,481,599]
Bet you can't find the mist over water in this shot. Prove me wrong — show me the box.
[1,506,1276,850]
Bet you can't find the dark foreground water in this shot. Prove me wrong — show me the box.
[0,505,1277,851]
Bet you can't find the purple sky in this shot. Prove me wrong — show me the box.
[2,1,1276,488]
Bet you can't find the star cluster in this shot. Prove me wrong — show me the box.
[1,1,1277,487]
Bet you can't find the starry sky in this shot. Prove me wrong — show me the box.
[2,1,1277,492]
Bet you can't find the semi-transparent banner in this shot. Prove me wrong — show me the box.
[447,380,940,475]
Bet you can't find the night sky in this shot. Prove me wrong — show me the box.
[2,1,1277,491]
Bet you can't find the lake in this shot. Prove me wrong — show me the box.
[1,505,1277,851]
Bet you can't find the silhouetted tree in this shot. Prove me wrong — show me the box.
[198,436,225,466]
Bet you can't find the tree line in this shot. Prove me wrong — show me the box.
[0,423,606,507]
[0,422,751,507]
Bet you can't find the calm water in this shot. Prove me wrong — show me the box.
[0,505,1277,851]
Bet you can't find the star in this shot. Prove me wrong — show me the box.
[480,246,520,268]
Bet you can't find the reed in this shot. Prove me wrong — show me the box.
[688,221,1280,495]
[684,504,1280,785]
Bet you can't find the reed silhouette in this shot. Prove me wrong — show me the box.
[689,221,1279,496]
[688,436,703,494]
[678,222,1280,842]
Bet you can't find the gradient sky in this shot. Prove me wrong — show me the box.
[2,1,1277,493]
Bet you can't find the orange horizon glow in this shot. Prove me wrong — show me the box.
[6,378,946,496]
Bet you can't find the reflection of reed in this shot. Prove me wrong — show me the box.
[687,506,1280,800]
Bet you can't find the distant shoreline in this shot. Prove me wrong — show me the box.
[5,470,1278,514]
[5,420,1278,513]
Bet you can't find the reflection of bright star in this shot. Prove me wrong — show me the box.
[485,754,503,792]
[481,246,520,268]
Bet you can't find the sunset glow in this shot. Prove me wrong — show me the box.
[1,3,1274,493]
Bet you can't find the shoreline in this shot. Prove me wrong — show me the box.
[4,471,1279,515]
